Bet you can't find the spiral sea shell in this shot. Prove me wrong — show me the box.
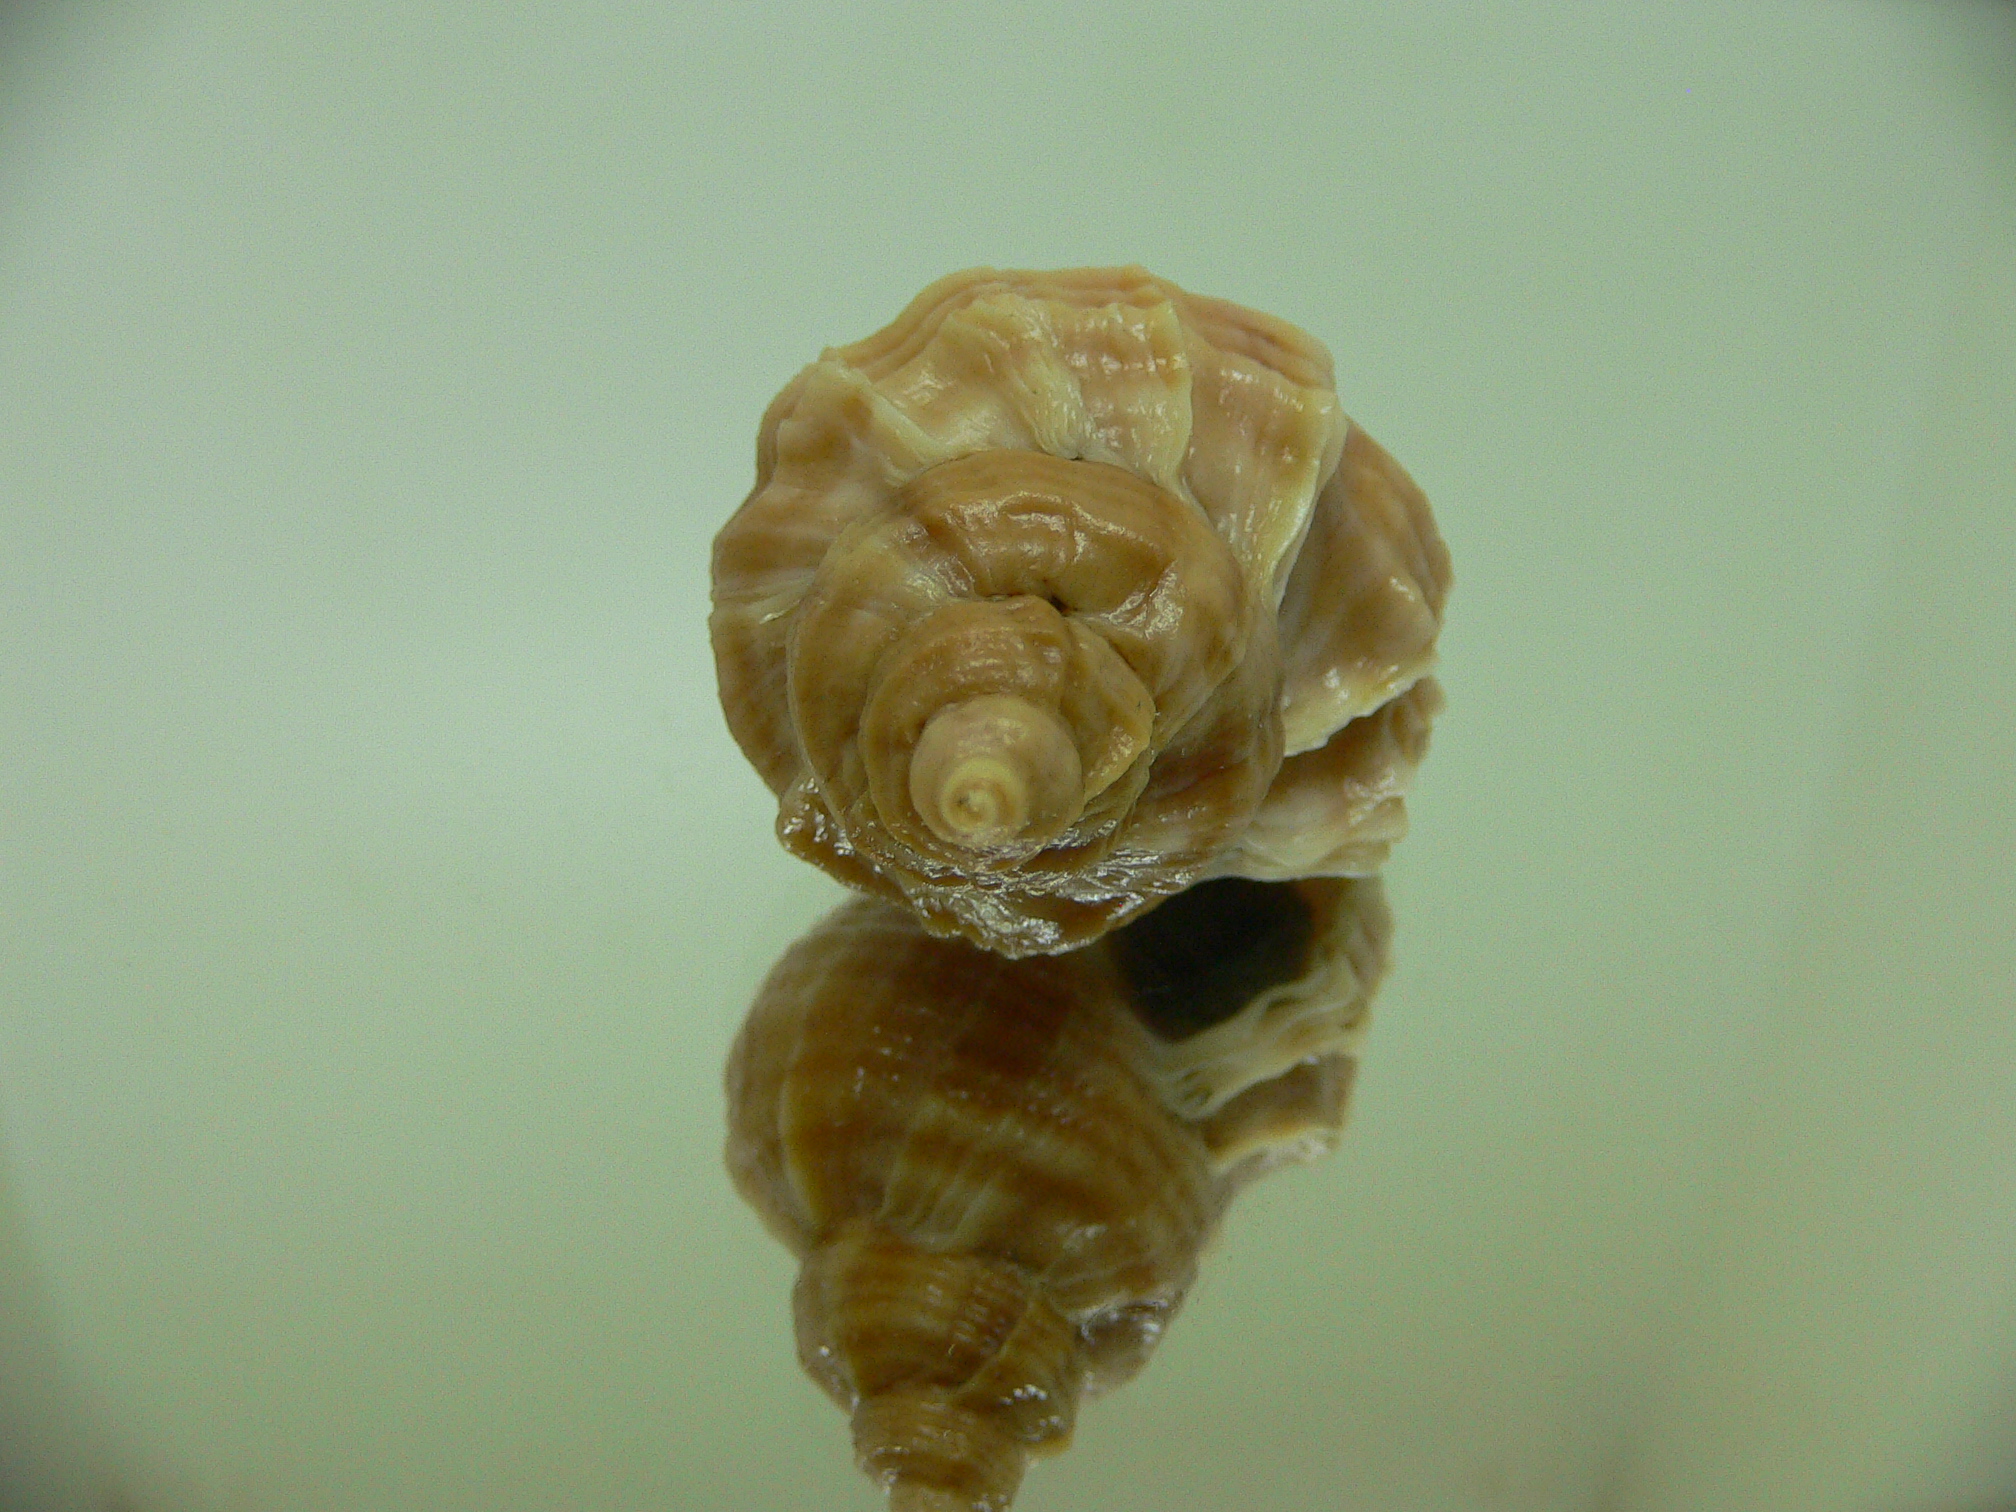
[711,267,1450,956]
[726,875,1392,1512]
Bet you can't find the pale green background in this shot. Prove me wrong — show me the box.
[3,4,2014,1511]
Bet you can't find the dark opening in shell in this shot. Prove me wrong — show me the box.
[1108,878,1316,1042]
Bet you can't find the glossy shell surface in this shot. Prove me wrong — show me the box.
[711,266,1450,955]
[725,877,1391,1511]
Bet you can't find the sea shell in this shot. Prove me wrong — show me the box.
[711,266,1451,956]
[725,874,1392,1512]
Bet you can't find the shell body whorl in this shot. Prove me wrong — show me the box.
[724,876,1392,1512]
[711,266,1451,955]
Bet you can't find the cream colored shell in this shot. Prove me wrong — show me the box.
[725,876,1390,1512]
[711,266,1450,956]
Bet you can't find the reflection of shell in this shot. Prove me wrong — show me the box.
[711,266,1450,956]
[725,876,1391,1512]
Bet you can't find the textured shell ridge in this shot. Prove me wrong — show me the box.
[711,264,1447,955]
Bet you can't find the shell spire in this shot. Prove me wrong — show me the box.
[711,266,1451,956]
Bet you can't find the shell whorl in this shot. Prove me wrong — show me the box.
[724,877,1392,1511]
[712,266,1451,956]
[789,448,1249,867]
